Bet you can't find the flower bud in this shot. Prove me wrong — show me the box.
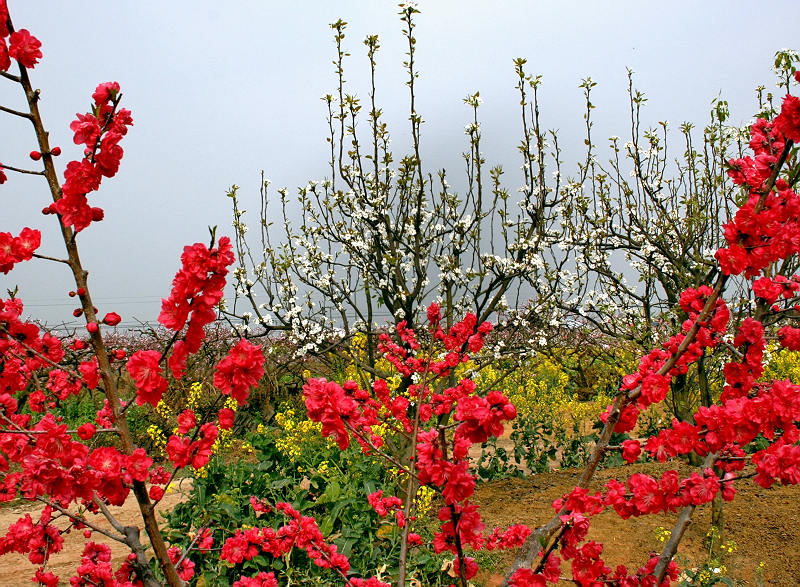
[86,322,99,334]
[29,150,41,160]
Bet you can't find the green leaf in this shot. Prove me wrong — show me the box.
[270,478,293,489]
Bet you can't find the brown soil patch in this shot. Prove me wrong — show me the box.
[474,461,800,586]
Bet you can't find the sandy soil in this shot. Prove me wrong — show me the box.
[0,464,797,586]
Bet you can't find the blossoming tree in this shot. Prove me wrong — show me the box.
[225,8,566,386]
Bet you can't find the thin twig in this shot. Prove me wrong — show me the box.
[36,497,127,543]
[0,103,31,118]
[32,252,71,265]
[0,162,44,175]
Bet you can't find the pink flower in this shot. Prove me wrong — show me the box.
[0,3,9,38]
[92,81,120,105]
[126,350,167,406]
[218,408,235,430]
[149,485,164,502]
[774,94,800,143]
[621,439,641,463]
[102,311,121,326]
[0,38,9,73]
[8,29,42,68]
[213,339,265,405]
[76,423,96,440]
[177,409,196,434]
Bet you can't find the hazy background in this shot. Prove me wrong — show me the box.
[2,1,798,330]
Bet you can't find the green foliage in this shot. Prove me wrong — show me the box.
[163,412,448,585]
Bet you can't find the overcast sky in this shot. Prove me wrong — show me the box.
[2,1,799,329]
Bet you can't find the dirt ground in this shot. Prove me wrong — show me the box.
[0,464,797,586]
[473,462,800,586]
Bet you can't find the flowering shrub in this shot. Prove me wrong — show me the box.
[164,412,450,585]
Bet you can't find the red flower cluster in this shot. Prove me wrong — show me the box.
[302,307,532,583]
[605,286,730,436]
[774,94,800,143]
[159,236,235,377]
[752,274,799,303]
[0,298,66,403]
[377,312,492,377]
[167,545,196,582]
[70,541,137,586]
[304,378,379,450]
[47,82,133,232]
[0,506,62,565]
[485,524,532,551]
[0,227,41,274]
[126,349,167,407]
[367,489,403,518]
[454,390,516,444]
[213,339,265,405]
[166,422,219,470]
[507,513,679,586]
[220,502,389,586]
[717,99,800,277]
[433,501,485,554]
[233,572,278,587]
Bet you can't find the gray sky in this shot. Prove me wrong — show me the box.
[2,1,799,329]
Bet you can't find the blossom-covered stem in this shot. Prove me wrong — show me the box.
[505,133,793,584]
[652,453,716,580]
[504,277,728,583]
[160,394,228,497]
[753,139,794,211]
[398,340,436,586]
[438,426,469,587]
[8,13,184,587]
[0,326,82,374]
